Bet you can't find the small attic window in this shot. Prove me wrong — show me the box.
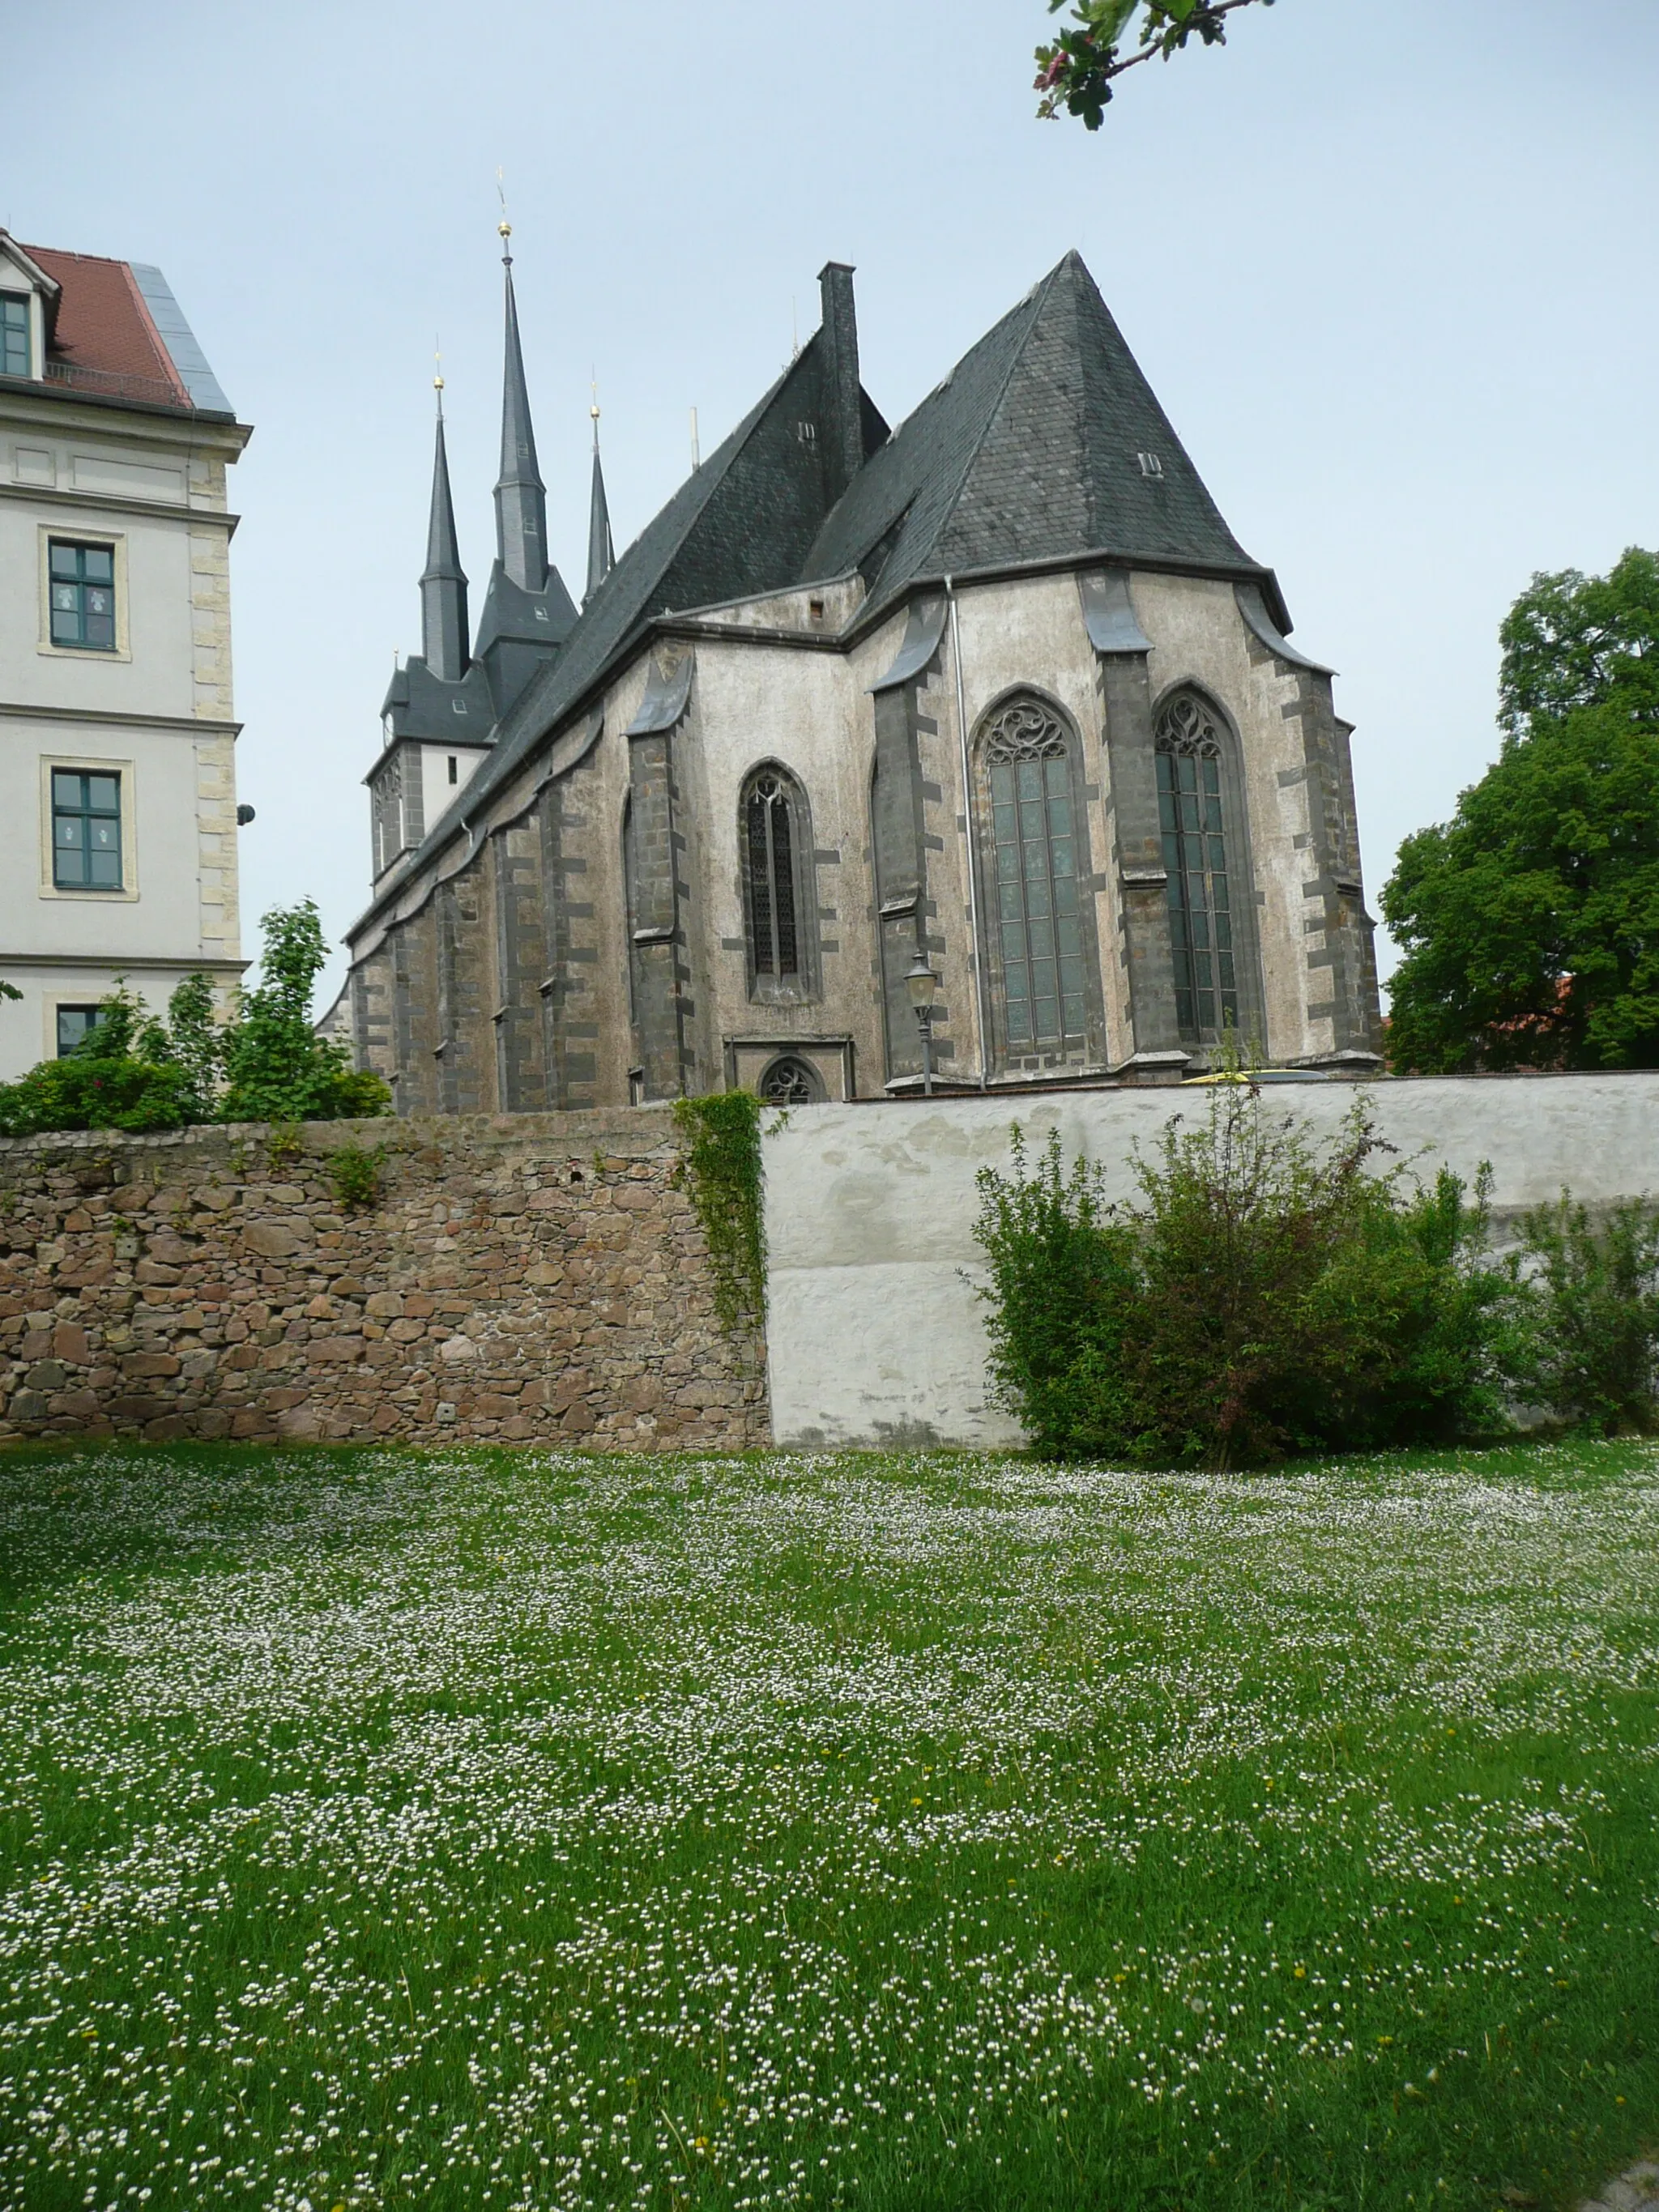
[2,294,32,381]
[808,596,825,622]
[1137,451,1165,480]
[451,697,467,714]
[447,755,458,784]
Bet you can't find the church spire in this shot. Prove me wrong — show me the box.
[586,381,614,602]
[420,369,469,682]
[494,214,549,594]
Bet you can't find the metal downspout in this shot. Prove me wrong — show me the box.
[945,575,991,1089]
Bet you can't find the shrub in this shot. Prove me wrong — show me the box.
[326,1140,390,1211]
[974,1088,1512,1468]
[1504,1195,1659,1434]
[0,905,392,1140]
[0,983,205,1139]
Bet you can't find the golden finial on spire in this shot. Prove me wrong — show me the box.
[496,166,512,250]
[433,335,445,413]
[590,369,601,449]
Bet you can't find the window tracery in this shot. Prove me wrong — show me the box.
[979,697,1086,1053]
[757,1054,824,1106]
[741,766,815,999]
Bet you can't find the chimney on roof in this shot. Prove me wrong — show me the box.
[817,261,863,504]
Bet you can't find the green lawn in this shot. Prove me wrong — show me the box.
[0,1444,1655,2212]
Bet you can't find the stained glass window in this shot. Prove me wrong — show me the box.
[983,700,1085,1051]
[1156,692,1238,1041]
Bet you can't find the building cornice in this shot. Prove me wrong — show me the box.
[0,374,250,452]
[0,481,239,533]
[0,700,242,738]
[0,952,249,974]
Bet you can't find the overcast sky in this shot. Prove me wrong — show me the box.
[8,1,1657,1006]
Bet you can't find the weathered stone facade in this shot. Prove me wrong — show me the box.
[0,1110,766,1450]
[343,253,1384,1118]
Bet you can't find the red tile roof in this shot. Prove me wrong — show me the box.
[22,244,190,408]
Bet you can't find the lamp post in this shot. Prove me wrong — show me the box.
[905,952,939,1098]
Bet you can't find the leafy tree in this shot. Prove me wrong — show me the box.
[219,899,390,1124]
[1383,550,1659,1072]
[1035,0,1273,128]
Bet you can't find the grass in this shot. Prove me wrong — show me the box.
[0,1442,1655,2212]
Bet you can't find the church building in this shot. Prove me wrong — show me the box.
[340,241,1381,1110]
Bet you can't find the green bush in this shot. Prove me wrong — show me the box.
[0,903,390,1140]
[974,1089,1512,1468]
[0,985,202,1139]
[1505,1195,1659,1434]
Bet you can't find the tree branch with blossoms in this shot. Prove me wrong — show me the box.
[1036,0,1275,129]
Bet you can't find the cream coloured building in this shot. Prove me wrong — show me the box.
[343,249,1381,1109]
[0,231,250,1082]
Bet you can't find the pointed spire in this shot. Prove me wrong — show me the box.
[494,210,549,594]
[586,380,614,602]
[420,366,469,682]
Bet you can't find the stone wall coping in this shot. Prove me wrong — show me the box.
[0,1104,686,1164]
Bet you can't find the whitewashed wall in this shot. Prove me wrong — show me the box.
[761,1075,1659,1449]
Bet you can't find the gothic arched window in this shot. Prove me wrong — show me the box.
[741,765,815,999]
[979,697,1090,1055]
[1156,690,1240,1042]
[757,1053,825,1106]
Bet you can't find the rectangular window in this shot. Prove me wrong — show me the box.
[1,293,29,379]
[49,539,117,650]
[51,769,123,890]
[56,1004,105,1057]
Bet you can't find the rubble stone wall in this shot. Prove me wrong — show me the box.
[0,1109,767,1450]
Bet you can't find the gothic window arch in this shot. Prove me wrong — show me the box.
[740,763,817,1000]
[757,1053,825,1106]
[975,693,1099,1066]
[1154,688,1256,1044]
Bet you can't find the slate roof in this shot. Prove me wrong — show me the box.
[805,249,1256,620]
[356,325,881,928]
[351,250,1277,938]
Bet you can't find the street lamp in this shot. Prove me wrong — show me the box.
[905,952,939,1097]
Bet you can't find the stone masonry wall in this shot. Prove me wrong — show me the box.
[0,1108,767,1450]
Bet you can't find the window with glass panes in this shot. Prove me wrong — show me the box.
[51,769,123,890]
[1156,693,1238,1041]
[49,541,117,650]
[983,699,1085,1051]
[56,1006,105,1058]
[743,767,803,985]
[1,294,30,379]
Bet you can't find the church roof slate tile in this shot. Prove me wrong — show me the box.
[805,249,1256,618]
[351,251,1275,940]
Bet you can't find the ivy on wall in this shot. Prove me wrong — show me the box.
[672,1092,766,1340]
